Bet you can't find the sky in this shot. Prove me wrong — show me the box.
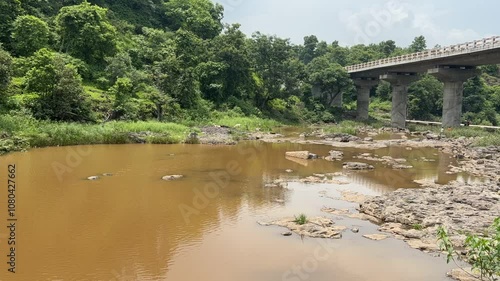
[214,0,499,48]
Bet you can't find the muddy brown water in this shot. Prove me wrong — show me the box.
[0,142,465,281]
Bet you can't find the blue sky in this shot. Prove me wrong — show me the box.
[214,0,499,48]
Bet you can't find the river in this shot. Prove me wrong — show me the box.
[0,141,472,281]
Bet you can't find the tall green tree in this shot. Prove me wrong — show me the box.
[164,0,224,40]
[55,1,117,65]
[300,35,318,64]
[250,33,296,108]
[409,35,427,53]
[11,15,50,56]
[307,55,354,107]
[200,24,253,103]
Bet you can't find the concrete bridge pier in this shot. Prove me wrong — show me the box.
[380,73,419,129]
[428,66,479,128]
[354,78,379,121]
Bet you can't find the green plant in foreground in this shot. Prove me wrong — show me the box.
[294,214,308,225]
[412,224,423,231]
[437,218,500,281]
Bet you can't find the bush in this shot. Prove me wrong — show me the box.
[438,218,500,281]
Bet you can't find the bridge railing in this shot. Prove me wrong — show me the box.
[346,36,500,73]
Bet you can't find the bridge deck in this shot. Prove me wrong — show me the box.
[346,36,500,77]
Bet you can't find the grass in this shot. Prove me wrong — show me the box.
[412,224,424,231]
[408,124,500,147]
[212,116,281,132]
[294,214,308,225]
[323,120,386,135]
[0,114,191,153]
[0,112,283,154]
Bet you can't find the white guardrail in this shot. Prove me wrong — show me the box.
[345,36,500,73]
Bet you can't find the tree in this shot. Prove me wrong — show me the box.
[23,49,92,121]
[199,24,253,104]
[300,35,318,64]
[0,0,22,47]
[348,44,381,64]
[375,81,392,102]
[407,75,443,120]
[164,0,224,40]
[379,40,397,57]
[11,15,50,56]
[307,55,354,107]
[409,35,427,53]
[0,47,13,92]
[250,33,296,108]
[55,1,117,65]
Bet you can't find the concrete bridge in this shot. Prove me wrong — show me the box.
[345,36,500,128]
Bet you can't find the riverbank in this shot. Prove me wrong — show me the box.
[0,114,280,154]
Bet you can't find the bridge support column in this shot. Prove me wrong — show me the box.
[380,73,419,129]
[354,78,378,121]
[428,66,478,128]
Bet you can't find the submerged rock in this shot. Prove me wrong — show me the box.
[363,234,388,241]
[162,175,184,181]
[342,162,374,170]
[325,150,344,161]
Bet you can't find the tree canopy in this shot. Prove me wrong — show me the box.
[0,0,497,126]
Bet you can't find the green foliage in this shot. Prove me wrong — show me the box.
[23,49,92,121]
[56,1,117,65]
[408,75,443,120]
[0,47,13,94]
[438,218,500,281]
[409,35,427,53]
[375,81,392,102]
[294,214,308,225]
[412,224,423,231]
[0,0,22,46]
[307,55,354,107]
[164,0,224,39]
[11,15,50,56]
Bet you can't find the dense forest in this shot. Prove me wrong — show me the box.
[0,0,499,126]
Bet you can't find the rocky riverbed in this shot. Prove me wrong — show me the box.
[257,126,499,280]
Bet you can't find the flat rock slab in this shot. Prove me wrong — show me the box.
[260,217,346,239]
[286,151,318,160]
[162,175,184,181]
[363,234,389,241]
[447,268,483,281]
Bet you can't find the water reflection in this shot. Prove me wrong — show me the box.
[0,142,459,281]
